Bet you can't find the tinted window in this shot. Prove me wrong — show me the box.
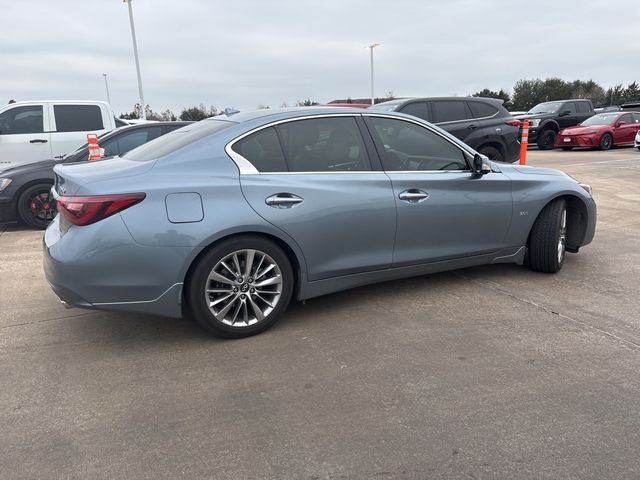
[277,117,370,172]
[232,127,287,172]
[54,105,104,132]
[562,102,577,115]
[0,105,44,134]
[432,101,470,123]
[467,101,499,119]
[368,117,468,171]
[399,102,429,121]
[576,102,591,113]
[103,127,163,157]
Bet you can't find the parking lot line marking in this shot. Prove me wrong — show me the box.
[453,271,640,351]
[564,158,638,167]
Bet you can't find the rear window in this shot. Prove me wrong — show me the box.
[399,102,429,121]
[577,102,592,113]
[467,101,499,119]
[124,119,234,161]
[54,105,104,132]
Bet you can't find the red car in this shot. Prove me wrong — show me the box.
[555,111,640,150]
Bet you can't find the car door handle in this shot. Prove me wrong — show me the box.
[467,124,477,130]
[265,193,304,208]
[398,189,429,203]
[29,138,48,143]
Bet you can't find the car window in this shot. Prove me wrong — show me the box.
[562,102,577,115]
[432,101,470,123]
[0,105,44,135]
[54,105,104,132]
[618,114,634,125]
[232,127,288,172]
[276,117,370,172]
[102,127,163,157]
[633,113,640,123]
[368,117,468,171]
[467,101,499,119]
[576,102,591,113]
[399,102,429,121]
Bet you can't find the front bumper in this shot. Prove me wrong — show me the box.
[43,215,188,318]
[0,198,16,223]
[555,134,599,148]
[635,134,640,148]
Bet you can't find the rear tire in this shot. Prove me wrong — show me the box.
[478,145,503,163]
[537,130,557,150]
[599,133,613,150]
[16,183,56,229]
[528,199,568,273]
[187,236,294,338]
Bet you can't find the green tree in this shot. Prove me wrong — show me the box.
[296,98,320,106]
[179,104,218,121]
[472,88,512,109]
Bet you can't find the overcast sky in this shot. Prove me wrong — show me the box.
[2,0,638,114]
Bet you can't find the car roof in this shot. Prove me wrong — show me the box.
[203,107,375,124]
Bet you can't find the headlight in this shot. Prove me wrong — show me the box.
[528,119,541,127]
[582,130,598,135]
[0,178,12,191]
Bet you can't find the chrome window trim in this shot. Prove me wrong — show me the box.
[435,110,499,125]
[225,112,474,174]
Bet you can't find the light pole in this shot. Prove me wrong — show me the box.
[102,73,111,105]
[367,43,380,106]
[123,0,146,119]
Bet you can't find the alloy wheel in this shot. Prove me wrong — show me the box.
[557,208,567,264]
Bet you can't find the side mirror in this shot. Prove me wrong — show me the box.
[559,110,571,117]
[473,153,492,175]
[617,120,627,127]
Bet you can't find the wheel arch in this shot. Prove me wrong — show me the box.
[476,140,506,161]
[540,120,560,133]
[182,230,306,304]
[528,193,589,252]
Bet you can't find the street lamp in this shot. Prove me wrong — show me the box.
[123,0,146,119]
[102,73,111,105]
[366,43,381,106]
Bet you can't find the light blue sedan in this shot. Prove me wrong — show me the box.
[44,108,596,337]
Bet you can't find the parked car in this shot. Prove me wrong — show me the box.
[43,108,596,338]
[518,99,595,150]
[0,121,191,228]
[555,111,640,150]
[0,100,123,171]
[371,97,521,163]
[634,130,640,150]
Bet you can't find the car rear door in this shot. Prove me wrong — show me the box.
[235,115,396,281]
[363,114,513,265]
[0,104,52,169]
[430,100,476,141]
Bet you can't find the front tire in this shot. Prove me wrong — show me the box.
[528,199,568,273]
[537,130,557,150]
[187,236,294,338]
[599,133,613,150]
[478,145,504,163]
[17,183,56,229]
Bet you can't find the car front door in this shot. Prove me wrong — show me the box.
[0,104,52,170]
[558,102,578,128]
[235,115,396,281]
[364,115,513,265]
[613,113,636,144]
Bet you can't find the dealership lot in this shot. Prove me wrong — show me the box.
[1,148,639,479]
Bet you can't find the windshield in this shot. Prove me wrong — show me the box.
[581,114,618,126]
[124,119,235,161]
[528,101,564,114]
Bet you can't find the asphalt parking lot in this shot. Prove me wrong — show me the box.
[1,148,639,479]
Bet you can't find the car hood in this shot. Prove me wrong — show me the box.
[560,125,606,135]
[500,163,568,177]
[0,158,59,177]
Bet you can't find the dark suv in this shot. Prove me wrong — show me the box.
[520,99,595,150]
[371,97,521,163]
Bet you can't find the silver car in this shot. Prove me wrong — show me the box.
[44,108,596,338]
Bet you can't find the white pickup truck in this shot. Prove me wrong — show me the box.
[0,100,125,171]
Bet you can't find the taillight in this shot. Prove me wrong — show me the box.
[505,119,521,127]
[57,192,145,226]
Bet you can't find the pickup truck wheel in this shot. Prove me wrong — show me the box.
[599,133,613,150]
[537,130,557,150]
[17,183,56,229]
[528,199,567,273]
[478,146,503,163]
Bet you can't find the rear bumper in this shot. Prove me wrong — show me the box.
[43,215,188,318]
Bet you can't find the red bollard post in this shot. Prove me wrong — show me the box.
[519,119,529,165]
